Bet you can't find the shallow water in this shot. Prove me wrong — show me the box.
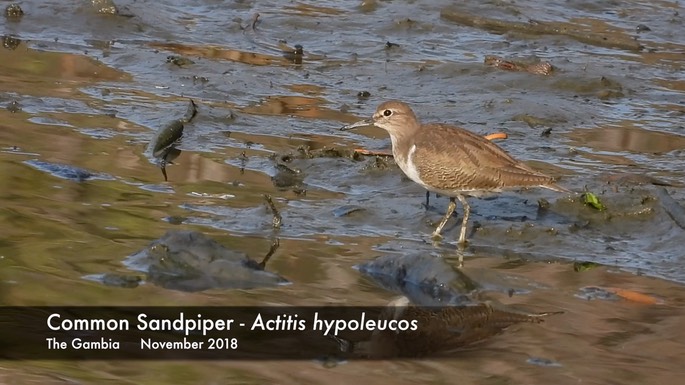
[1,0,685,383]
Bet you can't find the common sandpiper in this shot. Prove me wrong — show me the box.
[340,100,569,247]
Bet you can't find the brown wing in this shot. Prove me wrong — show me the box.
[412,123,557,192]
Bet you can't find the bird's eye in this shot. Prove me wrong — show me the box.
[383,109,392,117]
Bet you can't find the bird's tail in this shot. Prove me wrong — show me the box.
[542,182,572,194]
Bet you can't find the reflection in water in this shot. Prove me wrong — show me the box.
[356,252,478,306]
[4,3,24,19]
[149,42,303,67]
[146,100,197,181]
[282,3,344,16]
[240,95,354,122]
[23,159,112,182]
[343,296,560,359]
[244,95,325,118]
[0,40,130,98]
[2,35,20,50]
[441,9,642,51]
[568,123,685,153]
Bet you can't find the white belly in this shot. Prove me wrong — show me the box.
[402,145,426,185]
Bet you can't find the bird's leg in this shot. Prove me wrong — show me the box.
[455,248,465,269]
[159,148,180,182]
[423,191,431,210]
[432,197,457,240]
[257,238,280,270]
[456,194,471,249]
[159,158,168,181]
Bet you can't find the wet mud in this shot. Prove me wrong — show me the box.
[1,0,685,383]
[441,8,644,51]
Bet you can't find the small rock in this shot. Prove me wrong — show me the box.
[2,35,21,50]
[6,101,21,113]
[527,357,562,367]
[166,55,195,67]
[92,0,118,15]
[5,3,24,19]
[102,273,141,288]
[636,24,651,32]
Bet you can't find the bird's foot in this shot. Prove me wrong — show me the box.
[431,231,443,241]
[456,239,469,251]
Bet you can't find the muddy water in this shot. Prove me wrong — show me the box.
[1,0,685,383]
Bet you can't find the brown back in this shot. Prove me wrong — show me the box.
[412,123,559,192]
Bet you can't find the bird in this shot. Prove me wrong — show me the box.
[340,100,569,247]
[336,296,562,359]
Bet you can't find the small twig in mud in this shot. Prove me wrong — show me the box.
[264,194,282,229]
[251,13,261,30]
[182,99,198,123]
[354,148,393,157]
[257,238,280,270]
[240,12,261,32]
[239,150,247,174]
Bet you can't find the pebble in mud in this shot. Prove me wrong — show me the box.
[166,55,195,67]
[362,155,395,171]
[5,4,24,18]
[484,55,554,76]
[163,216,187,225]
[527,357,563,367]
[271,163,306,195]
[636,24,651,32]
[538,198,551,210]
[2,35,21,50]
[6,101,21,113]
[573,261,601,272]
[90,0,134,16]
[101,273,142,289]
[355,253,479,306]
[283,44,304,64]
[359,0,379,12]
[92,1,115,14]
[271,163,303,189]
